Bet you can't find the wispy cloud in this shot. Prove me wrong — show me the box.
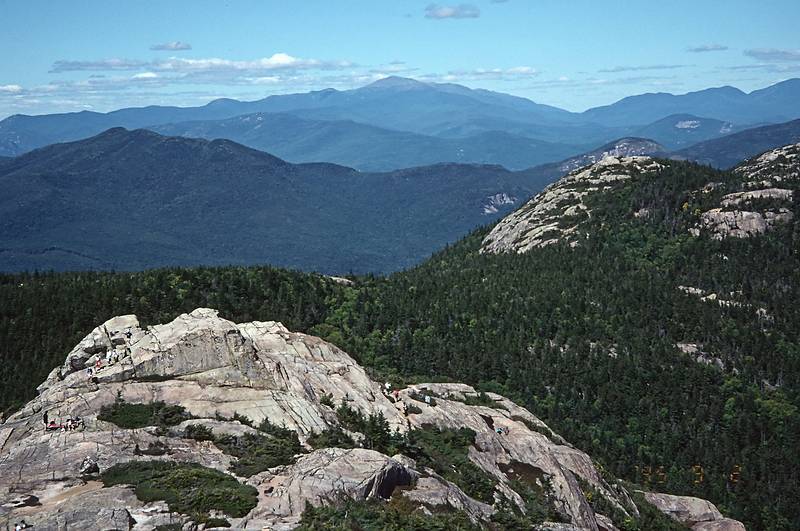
[49,53,353,76]
[744,48,800,62]
[687,44,728,53]
[598,64,689,73]
[150,41,192,51]
[369,61,420,76]
[50,59,149,73]
[424,3,480,19]
[727,63,800,73]
[418,66,539,82]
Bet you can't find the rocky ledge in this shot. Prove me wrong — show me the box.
[0,309,743,530]
[690,144,799,240]
[481,156,664,254]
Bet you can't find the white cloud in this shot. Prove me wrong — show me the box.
[0,84,23,93]
[507,66,537,75]
[132,72,158,79]
[150,41,192,51]
[424,3,480,19]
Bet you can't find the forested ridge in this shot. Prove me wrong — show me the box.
[1,159,799,529]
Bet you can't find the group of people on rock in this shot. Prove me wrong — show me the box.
[84,328,135,381]
[11,520,30,530]
[495,426,510,435]
[383,382,401,401]
[43,411,83,432]
[86,346,127,380]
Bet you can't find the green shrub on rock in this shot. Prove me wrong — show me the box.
[101,461,257,522]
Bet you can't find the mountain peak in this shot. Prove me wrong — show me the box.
[364,76,429,89]
[482,155,666,254]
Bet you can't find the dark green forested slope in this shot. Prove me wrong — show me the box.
[1,159,799,529]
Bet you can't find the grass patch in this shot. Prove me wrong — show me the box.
[101,461,257,523]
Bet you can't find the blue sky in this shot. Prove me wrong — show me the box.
[1,0,799,118]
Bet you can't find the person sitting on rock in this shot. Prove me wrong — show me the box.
[86,367,93,379]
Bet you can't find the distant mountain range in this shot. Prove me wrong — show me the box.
[1,77,798,170]
[582,79,800,126]
[150,112,585,171]
[6,117,800,274]
[672,118,800,168]
[632,113,739,149]
[0,128,563,273]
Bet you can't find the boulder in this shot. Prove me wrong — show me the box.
[697,208,793,239]
[402,475,494,522]
[242,448,417,529]
[641,492,745,530]
[1,484,139,530]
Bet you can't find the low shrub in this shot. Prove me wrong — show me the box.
[335,402,398,454]
[405,403,423,415]
[215,425,302,477]
[319,393,335,408]
[307,427,356,449]
[98,397,192,430]
[397,427,496,504]
[204,517,231,528]
[296,499,481,530]
[101,461,257,521]
[184,424,215,442]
